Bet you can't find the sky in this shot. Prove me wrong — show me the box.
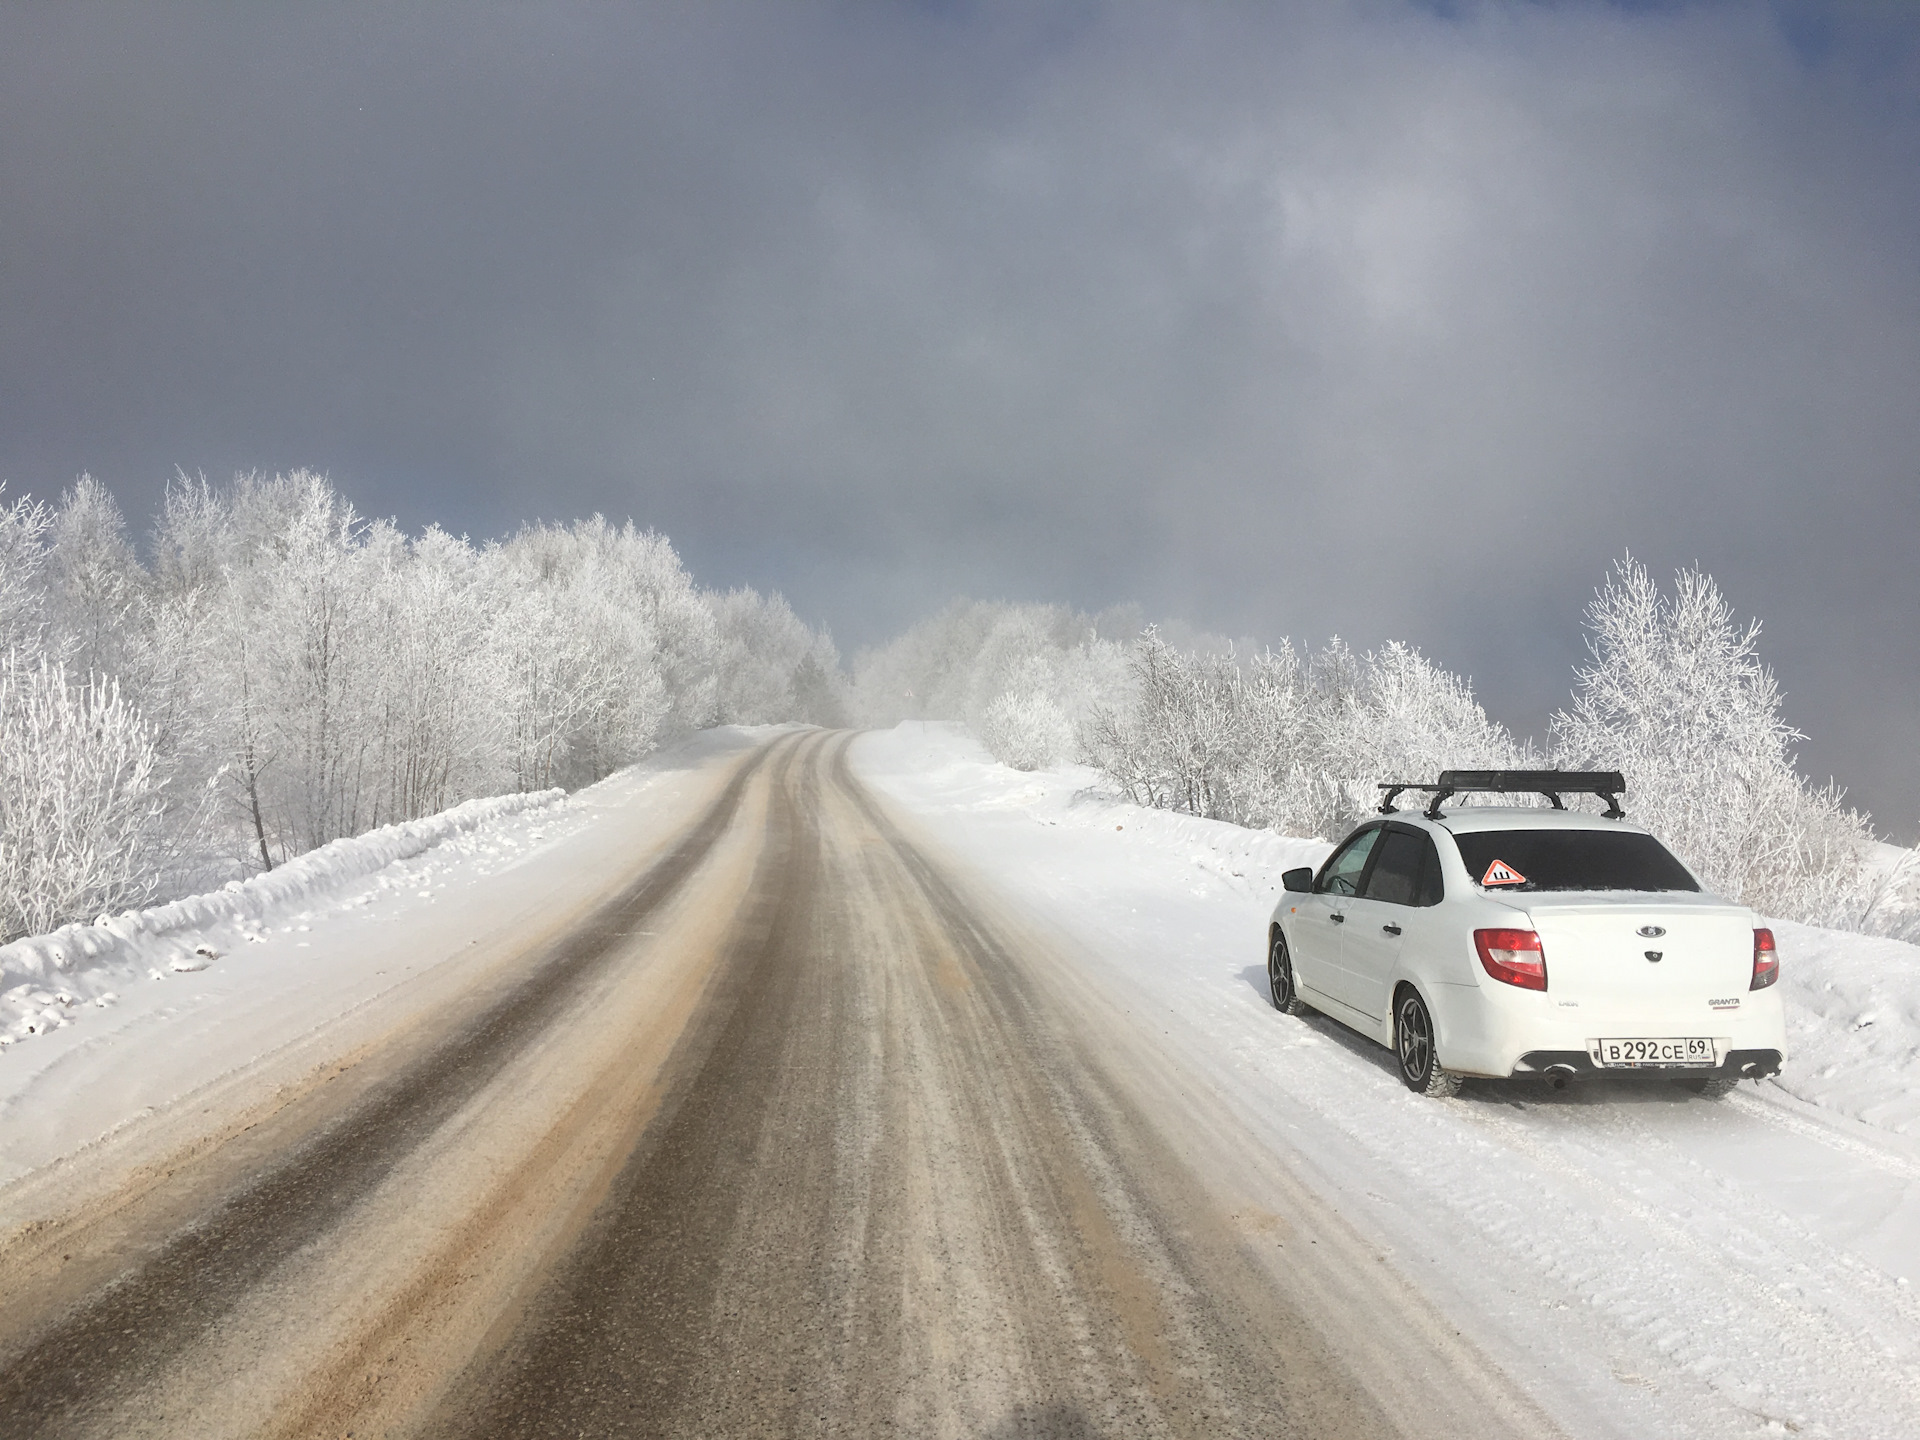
[1,1,1916,836]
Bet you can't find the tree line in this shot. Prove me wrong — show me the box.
[0,471,841,942]
[1,468,1901,943]
[845,571,1897,933]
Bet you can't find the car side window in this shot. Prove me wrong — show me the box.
[1360,828,1427,906]
[1317,827,1380,897]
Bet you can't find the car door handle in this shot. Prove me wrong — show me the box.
[1329,913,1344,924]
[1382,923,1402,936]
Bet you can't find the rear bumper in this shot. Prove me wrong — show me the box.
[1426,979,1788,1079]
[1511,1048,1783,1082]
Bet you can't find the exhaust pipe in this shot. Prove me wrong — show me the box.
[1543,1064,1579,1092]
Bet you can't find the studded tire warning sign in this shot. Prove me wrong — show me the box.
[1481,859,1526,886]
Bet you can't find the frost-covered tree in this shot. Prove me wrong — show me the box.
[0,485,50,657]
[45,475,141,681]
[0,654,168,940]
[1552,557,1870,922]
[364,524,502,823]
[1299,639,1521,836]
[979,656,1076,771]
[213,472,386,857]
[1081,631,1244,815]
[850,599,1130,755]
[1082,631,1516,837]
[1857,845,1920,944]
[487,518,696,789]
[709,586,845,727]
[0,469,850,933]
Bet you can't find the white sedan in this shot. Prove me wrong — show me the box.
[1264,774,1787,1097]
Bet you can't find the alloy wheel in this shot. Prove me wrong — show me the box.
[1397,992,1434,1085]
[1268,932,1296,1011]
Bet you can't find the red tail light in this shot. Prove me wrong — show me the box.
[1751,928,1779,990]
[1475,928,1547,991]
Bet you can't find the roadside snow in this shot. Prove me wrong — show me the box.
[854,722,1920,1440]
[1773,921,1920,1133]
[0,727,765,1189]
[0,789,569,1048]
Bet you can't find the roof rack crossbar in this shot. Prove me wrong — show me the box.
[1375,769,1626,820]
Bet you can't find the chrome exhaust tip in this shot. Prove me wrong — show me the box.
[1543,1064,1579,1091]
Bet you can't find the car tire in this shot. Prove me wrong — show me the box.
[1268,930,1310,1016]
[1678,1075,1739,1099]
[1394,986,1460,1098]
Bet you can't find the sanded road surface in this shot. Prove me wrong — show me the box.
[0,731,1557,1439]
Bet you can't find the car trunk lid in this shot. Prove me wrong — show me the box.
[1521,895,1753,1012]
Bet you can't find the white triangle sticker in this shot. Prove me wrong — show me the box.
[1482,858,1526,887]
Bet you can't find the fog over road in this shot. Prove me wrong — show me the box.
[0,732,1555,1439]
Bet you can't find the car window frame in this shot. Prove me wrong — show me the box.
[1414,830,1445,906]
[1357,824,1434,908]
[1315,822,1384,897]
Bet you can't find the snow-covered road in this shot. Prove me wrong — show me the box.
[855,723,1920,1440]
[3,728,1554,1440]
[4,721,1914,1439]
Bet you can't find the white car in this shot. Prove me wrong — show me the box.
[1265,770,1787,1097]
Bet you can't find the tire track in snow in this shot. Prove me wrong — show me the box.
[1729,1084,1920,1185]
[1450,1095,1920,1436]
[424,732,1403,1439]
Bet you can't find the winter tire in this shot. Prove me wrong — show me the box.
[1268,930,1309,1015]
[1395,986,1460,1097]
[1678,1075,1739,1099]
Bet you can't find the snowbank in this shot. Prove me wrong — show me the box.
[864,722,1920,1138]
[1775,920,1920,1133]
[0,789,566,1046]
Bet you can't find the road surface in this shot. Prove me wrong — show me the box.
[0,731,1555,1439]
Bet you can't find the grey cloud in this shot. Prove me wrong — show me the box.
[1,2,1916,833]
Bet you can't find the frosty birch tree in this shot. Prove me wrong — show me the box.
[0,486,50,657]
[364,524,501,823]
[46,475,141,681]
[1552,557,1870,921]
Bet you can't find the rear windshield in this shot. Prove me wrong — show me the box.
[1451,830,1700,893]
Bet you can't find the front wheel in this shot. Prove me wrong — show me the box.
[1268,930,1309,1015]
[1394,987,1460,1097]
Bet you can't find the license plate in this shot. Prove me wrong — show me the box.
[1592,1037,1717,1068]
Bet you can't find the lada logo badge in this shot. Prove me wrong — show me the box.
[1637,925,1666,938]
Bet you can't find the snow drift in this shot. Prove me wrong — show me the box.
[0,787,566,1045]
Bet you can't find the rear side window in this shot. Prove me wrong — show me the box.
[1452,830,1700,893]
[1362,828,1439,907]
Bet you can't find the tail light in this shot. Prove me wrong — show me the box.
[1475,928,1547,991]
[1751,928,1779,990]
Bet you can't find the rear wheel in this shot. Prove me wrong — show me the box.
[1394,987,1460,1098]
[1678,1075,1739,1099]
[1267,930,1309,1015]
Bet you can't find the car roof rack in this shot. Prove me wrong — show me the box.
[1378,769,1626,820]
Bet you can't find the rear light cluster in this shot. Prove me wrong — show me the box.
[1751,928,1779,990]
[1474,928,1546,991]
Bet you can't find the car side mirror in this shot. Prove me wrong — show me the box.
[1282,867,1313,894]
